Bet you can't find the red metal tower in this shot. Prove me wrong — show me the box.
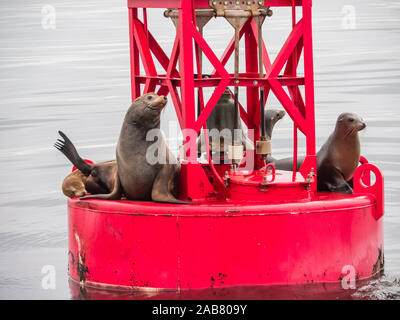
[127,0,317,201]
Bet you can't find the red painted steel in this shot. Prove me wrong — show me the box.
[66,0,385,291]
[354,163,384,220]
[125,1,321,199]
[68,192,383,289]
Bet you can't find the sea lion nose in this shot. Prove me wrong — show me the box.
[151,95,167,108]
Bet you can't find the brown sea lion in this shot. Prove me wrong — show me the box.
[197,88,254,155]
[80,93,189,204]
[62,169,88,198]
[268,113,366,194]
[54,131,117,197]
[264,109,286,140]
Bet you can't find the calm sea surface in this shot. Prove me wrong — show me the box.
[0,0,399,299]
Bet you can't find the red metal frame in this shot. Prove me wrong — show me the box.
[127,0,317,200]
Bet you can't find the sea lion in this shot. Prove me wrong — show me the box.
[264,109,286,140]
[80,93,188,204]
[62,169,88,198]
[54,131,117,197]
[268,113,366,194]
[197,88,254,155]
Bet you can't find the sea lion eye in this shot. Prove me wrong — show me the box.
[348,118,354,122]
[147,96,152,100]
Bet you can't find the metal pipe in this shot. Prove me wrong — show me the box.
[291,0,298,181]
[233,23,240,131]
[196,26,204,118]
[191,7,225,190]
[257,17,266,139]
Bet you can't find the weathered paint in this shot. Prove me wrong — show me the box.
[68,192,384,290]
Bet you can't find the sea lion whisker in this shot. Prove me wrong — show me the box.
[345,127,354,138]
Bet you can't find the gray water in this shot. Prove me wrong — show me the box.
[0,0,399,300]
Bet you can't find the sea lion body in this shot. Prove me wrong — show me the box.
[264,109,286,141]
[268,113,366,193]
[85,160,117,195]
[316,113,365,193]
[55,131,117,198]
[116,122,179,201]
[198,89,254,155]
[81,93,185,204]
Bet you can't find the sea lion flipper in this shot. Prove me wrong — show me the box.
[330,180,353,194]
[151,164,195,205]
[319,167,353,194]
[80,173,122,200]
[54,131,92,175]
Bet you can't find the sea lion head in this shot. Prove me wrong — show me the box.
[65,186,86,198]
[126,93,168,129]
[62,171,87,198]
[265,109,286,125]
[264,109,286,139]
[336,112,366,137]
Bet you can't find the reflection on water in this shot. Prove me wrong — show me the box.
[67,275,397,300]
[0,0,400,299]
[68,279,360,300]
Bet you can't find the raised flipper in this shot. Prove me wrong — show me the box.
[54,131,92,175]
[80,173,122,200]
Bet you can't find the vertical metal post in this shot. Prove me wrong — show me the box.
[233,24,240,132]
[179,0,196,162]
[245,22,261,169]
[196,26,204,118]
[245,23,259,140]
[128,8,140,101]
[257,18,265,140]
[302,0,317,184]
[291,0,298,181]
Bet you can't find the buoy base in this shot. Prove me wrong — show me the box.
[68,192,384,290]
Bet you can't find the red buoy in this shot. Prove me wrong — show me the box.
[68,0,384,291]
